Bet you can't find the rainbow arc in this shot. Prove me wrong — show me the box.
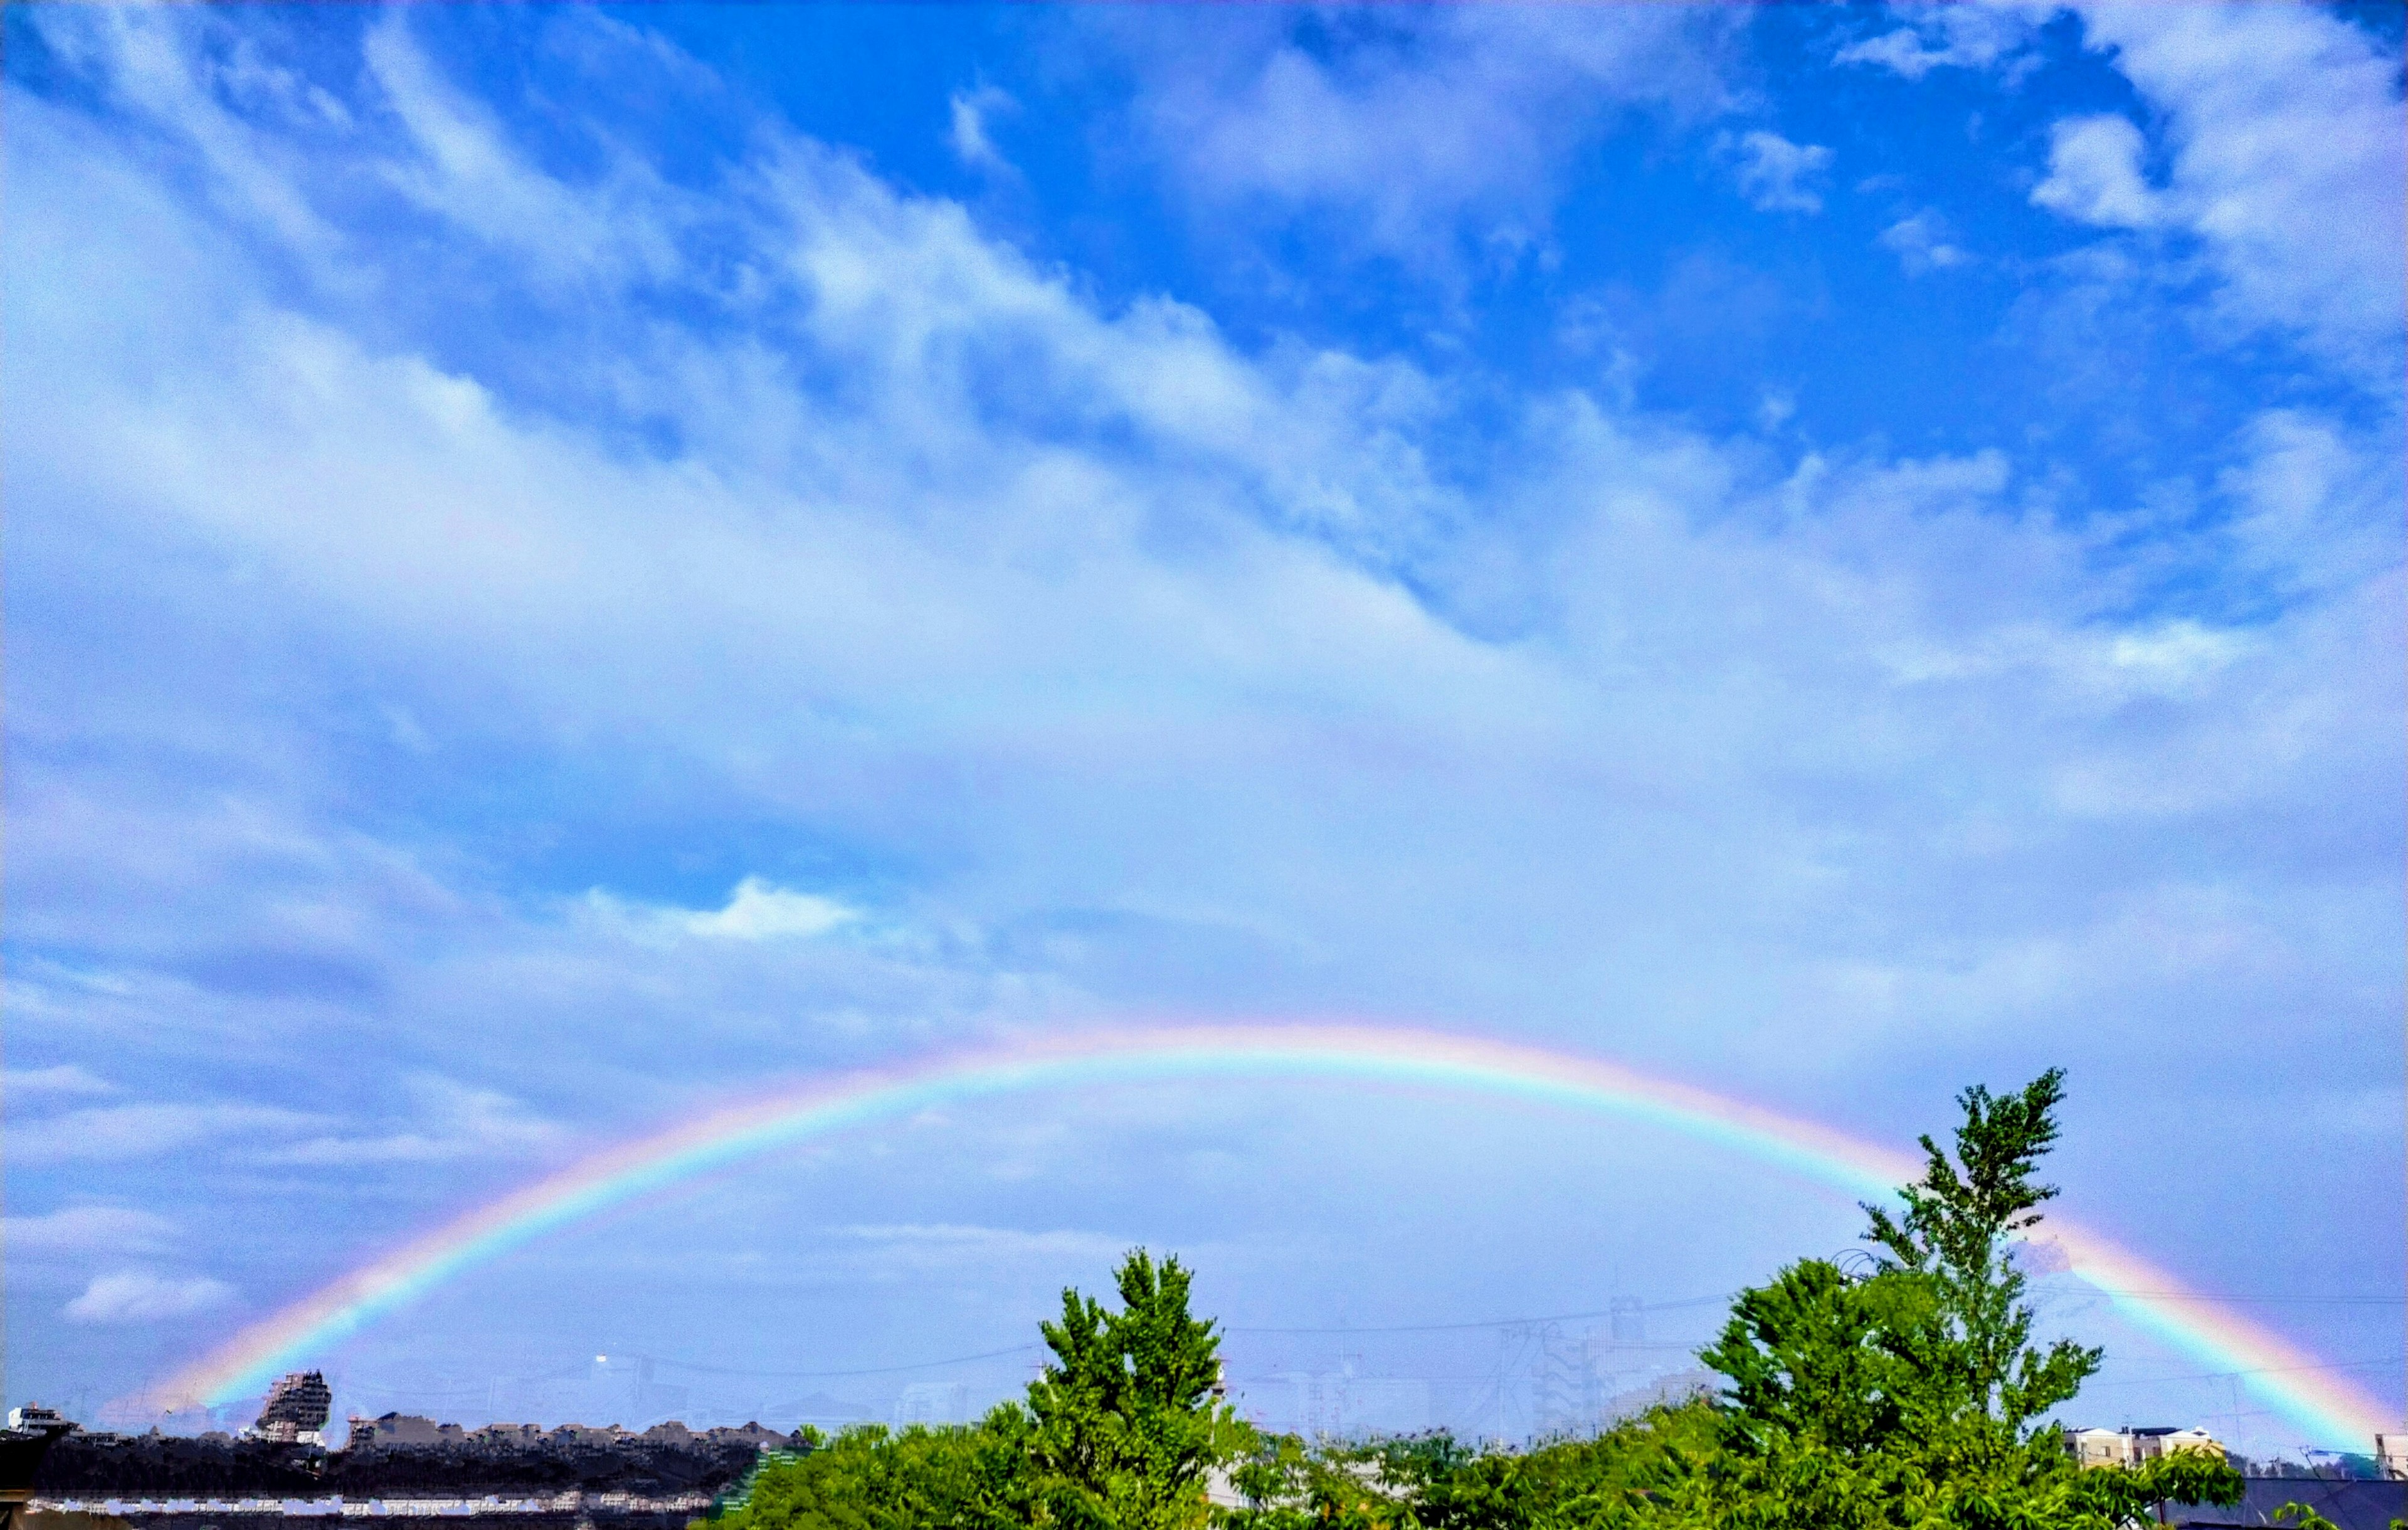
[151,1025,2390,1447]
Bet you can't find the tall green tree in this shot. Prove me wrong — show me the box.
[1628,1070,2242,1530]
[1027,1248,1238,1530]
[1859,1069,2100,1460]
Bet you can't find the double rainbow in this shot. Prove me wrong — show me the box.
[150,1025,2390,1447]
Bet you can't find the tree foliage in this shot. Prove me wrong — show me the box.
[707,1413,1032,1530]
[1628,1069,2243,1530]
[1027,1249,1240,1530]
[707,1069,2247,1530]
[1221,1403,1721,1530]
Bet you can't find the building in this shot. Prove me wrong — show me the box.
[1278,1368,1429,1439]
[2064,1425,2224,1468]
[2065,1427,2135,1468]
[892,1384,969,1428]
[346,1413,462,1447]
[764,1393,870,1433]
[2377,1430,2407,1481]
[253,1372,333,1445]
[2132,1426,2224,1463]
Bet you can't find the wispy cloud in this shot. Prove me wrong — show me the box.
[1877,209,1969,273]
[1865,0,2405,383]
[1104,6,1738,264]
[14,1101,328,1165]
[1724,129,1832,214]
[588,878,859,944]
[254,1075,565,1166]
[2067,1,2406,378]
[948,85,1018,176]
[65,1270,235,1325]
[3,1064,115,1097]
[1834,8,2037,82]
[5,1205,179,1255]
[2031,114,2162,230]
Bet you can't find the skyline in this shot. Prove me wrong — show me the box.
[5,0,2402,1461]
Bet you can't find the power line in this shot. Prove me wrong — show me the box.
[1228,1294,1732,1336]
[1232,1287,2404,1337]
[535,1288,2397,1388]
[2078,1356,2396,1389]
[636,1344,1042,1380]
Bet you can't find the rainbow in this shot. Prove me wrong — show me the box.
[150,1025,2390,1447]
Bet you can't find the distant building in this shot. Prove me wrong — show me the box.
[2133,1426,2225,1463]
[253,1371,333,1445]
[892,1384,969,1428]
[346,1413,459,1447]
[764,1393,870,1433]
[4,1408,70,1435]
[1278,1368,1429,1439]
[705,1423,798,1448]
[2377,1431,2407,1481]
[2065,1425,2224,1468]
[549,1423,631,1445]
[2066,1427,2135,1468]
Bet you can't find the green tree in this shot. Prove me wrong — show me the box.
[1221,1434,1408,1530]
[1027,1248,1238,1530]
[705,1410,1033,1530]
[1220,1404,1724,1530]
[1622,1070,2243,1530]
[1859,1069,2101,1462]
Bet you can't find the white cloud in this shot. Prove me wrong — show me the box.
[1726,129,1832,214]
[1111,7,1738,261]
[1835,7,2038,79]
[23,6,345,263]
[2218,409,2403,599]
[13,1101,327,1164]
[3,1063,114,1096]
[255,1075,564,1166]
[65,1269,235,1324]
[1848,2,2402,380]
[356,16,685,291]
[2031,113,2162,228]
[11,25,2392,1091]
[2106,621,2249,692]
[1876,209,1969,273]
[5,1205,179,1255]
[589,878,858,945]
[687,878,858,941]
[2067,1,2405,381]
[948,85,1017,175]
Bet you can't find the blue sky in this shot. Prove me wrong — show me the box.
[4,0,2402,1455]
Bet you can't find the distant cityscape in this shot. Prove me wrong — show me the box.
[33,1305,1742,1448]
[9,1363,2406,1530]
[17,1361,2407,1474]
